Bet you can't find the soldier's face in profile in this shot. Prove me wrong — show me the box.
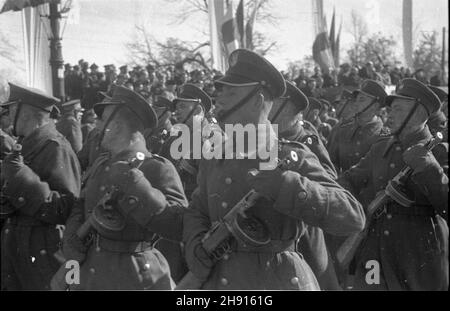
[174,100,201,126]
[214,84,257,124]
[386,98,416,131]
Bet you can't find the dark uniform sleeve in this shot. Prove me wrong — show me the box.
[139,156,189,241]
[272,144,365,237]
[182,160,213,280]
[65,119,83,153]
[8,140,81,225]
[410,143,449,220]
[337,145,374,198]
[327,125,341,173]
[301,126,338,179]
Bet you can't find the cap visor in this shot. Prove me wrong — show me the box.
[214,74,258,88]
[384,94,415,107]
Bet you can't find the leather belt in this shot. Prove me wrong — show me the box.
[94,234,153,253]
[385,202,435,217]
[236,239,296,253]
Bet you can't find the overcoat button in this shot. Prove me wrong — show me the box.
[386,214,392,220]
[225,177,232,185]
[390,163,395,169]
[297,191,307,200]
[221,202,228,209]
[384,230,390,236]
[40,249,47,256]
[395,146,402,151]
[144,263,151,270]
[90,268,95,274]
[100,186,106,191]
[105,166,110,172]
[291,277,299,285]
[220,278,228,286]
[18,197,25,203]
[223,254,229,261]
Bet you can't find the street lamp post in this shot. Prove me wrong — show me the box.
[49,2,65,102]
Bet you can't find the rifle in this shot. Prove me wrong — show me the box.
[175,151,298,290]
[336,132,444,268]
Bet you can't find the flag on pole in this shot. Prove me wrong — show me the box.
[311,0,335,72]
[334,19,342,67]
[245,0,258,50]
[208,0,241,72]
[236,0,245,48]
[329,7,336,58]
[221,0,240,57]
[313,32,335,72]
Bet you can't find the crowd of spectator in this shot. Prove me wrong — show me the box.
[283,61,445,98]
[63,59,223,111]
[64,58,446,115]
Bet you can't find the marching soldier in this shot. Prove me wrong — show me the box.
[145,96,174,155]
[61,86,188,290]
[56,99,84,153]
[158,84,213,284]
[339,79,448,290]
[160,84,213,200]
[1,83,81,290]
[183,49,365,290]
[327,80,388,174]
[268,80,340,290]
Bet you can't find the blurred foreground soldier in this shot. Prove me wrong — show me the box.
[61,86,188,290]
[0,83,81,290]
[428,86,448,142]
[327,80,387,174]
[56,99,84,153]
[182,49,364,290]
[145,96,174,154]
[268,81,340,290]
[81,109,97,143]
[339,79,448,290]
[158,84,213,283]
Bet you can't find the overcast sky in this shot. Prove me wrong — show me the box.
[0,0,448,81]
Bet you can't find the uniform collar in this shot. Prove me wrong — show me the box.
[108,139,151,162]
[350,116,382,141]
[382,126,432,157]
[279,119,304,141]
[21,122,57,155]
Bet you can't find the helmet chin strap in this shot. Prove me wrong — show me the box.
[216,84,262,123]
[353,96,378,123]
[12,102,23,138]
[270,97,290,124]
[392,99,421,139]
[97,105,124,150]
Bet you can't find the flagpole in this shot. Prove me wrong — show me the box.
[49,1,65,101]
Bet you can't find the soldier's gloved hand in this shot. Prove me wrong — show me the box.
[1,149,24,181]
[247,168,285,201]
[2,158,51,215]
[63,233,89,263]
[403,143,439,173]
[109,163,167,227]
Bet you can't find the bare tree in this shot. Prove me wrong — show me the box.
[125,25,212,72]
[166,0,280,54]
